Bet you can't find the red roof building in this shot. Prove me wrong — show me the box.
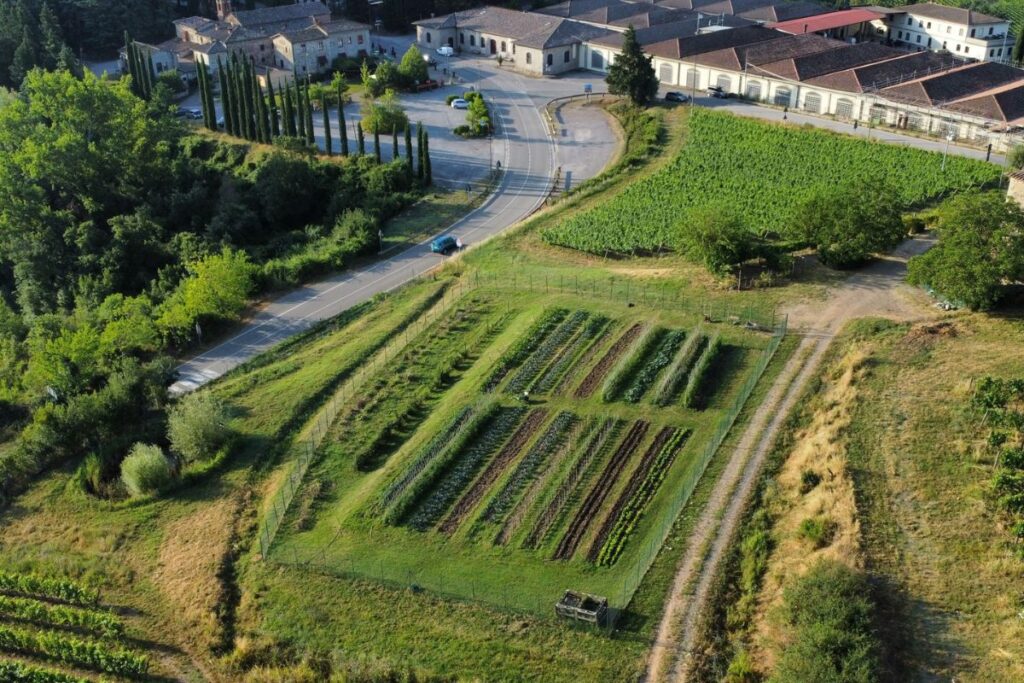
[770,8,885,41]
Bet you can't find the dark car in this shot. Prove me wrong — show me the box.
[665,91,690,103]
[430,235,458,254]
[706,86,731,99]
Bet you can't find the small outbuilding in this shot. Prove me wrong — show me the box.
[555,590,608,625]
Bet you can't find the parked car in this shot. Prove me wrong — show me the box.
[450,98,469,109]
[436,46,454,57]
[424,55,438,68]
[430,235,458,254]
[174,106,190,118]
[665,91,690,103]
[706,86,731,99]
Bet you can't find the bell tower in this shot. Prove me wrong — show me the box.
[215,0,232,20]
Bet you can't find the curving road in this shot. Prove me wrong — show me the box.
[170,60,558,393]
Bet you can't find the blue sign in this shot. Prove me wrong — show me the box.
[583,83,593,93]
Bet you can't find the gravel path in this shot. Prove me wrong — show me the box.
[645,236,940,682]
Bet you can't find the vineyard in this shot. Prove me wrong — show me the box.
[265,285,783,617]
[0,571,148,680]
[541,108,1001,254]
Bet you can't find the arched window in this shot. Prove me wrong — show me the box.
[563,50,570,63]
[684,69,699,89]
[501,41,506,52]
[716,74,731,91]
[470,35,475,47]
[546,53,553,67]
[835,98,854,119]
[460,33,465,45]
[745,81,762,100]
[425,32,432,44]
[803,92,822,113]
[658,63,673,83]
[773,87,791,106]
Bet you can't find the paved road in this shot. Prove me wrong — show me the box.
[170,58,559,393]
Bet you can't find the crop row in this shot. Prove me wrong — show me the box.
[382,403,496,525]
[405,407,527,531]
[0,661,90,683]
[587,426,676,562]
[680,333,722,409]
[0,594,123,638]
[622,329,686,403]
[575,323,644,399]
[542,108,1001,254]
[535,316,611,396]
[0,573,98,608]
[482,411,577,527]
[439,408,549,534]
[595,428,690,566]
[601,326,661,403]
[522,419,621,550]
[652,330,706,406]
[506,311,589,395]
[553,420,650,560]
[0,624,148,677]
[483,308,568,392]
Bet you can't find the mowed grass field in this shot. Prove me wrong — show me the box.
[264,285,777,617]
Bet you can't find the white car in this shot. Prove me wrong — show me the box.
[436,46,454,57]
[449,98,469,109]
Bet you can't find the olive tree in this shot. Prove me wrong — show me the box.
[167,392,230,463]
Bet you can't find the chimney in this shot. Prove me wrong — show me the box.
[216,0,232,21]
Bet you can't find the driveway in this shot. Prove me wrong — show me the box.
[170,52,581,393]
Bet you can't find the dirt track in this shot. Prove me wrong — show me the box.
[646,236,940,682]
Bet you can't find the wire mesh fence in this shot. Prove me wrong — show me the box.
[255,277,787,626]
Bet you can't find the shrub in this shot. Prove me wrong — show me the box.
[157,69,185,94]
[800,468,822,494]
[360,89,409,133]
[167,392,230,463]
[797,515,837,549]
[121,443,176,497]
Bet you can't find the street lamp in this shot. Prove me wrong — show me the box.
[941,131,955,172]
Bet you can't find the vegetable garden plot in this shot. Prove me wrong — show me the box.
[622,329,686,403]
[506,311,589,395]
[483,308,568,392]
[575,324,645,399]
[681,333,722,409]
[553,421,650,561]
[439,408,549,534]
[480,411,578,534]
[545,317,613,396]
[601,326,662,403]
[542,108,1001,254]
[591,428,690,566]
[652,330,706,406]
[403,406,525,530]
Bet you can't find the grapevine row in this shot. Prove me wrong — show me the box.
[0,623,148,677]
[0,661,91,683]
[0,594,123,638]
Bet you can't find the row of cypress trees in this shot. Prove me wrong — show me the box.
[195,56,431,185]
[123,32,156,100]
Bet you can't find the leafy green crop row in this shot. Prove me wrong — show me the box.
[507,311,588,395]
[681,333,721,409]
[532,315,611,395]
[483,308,568,392]
[0,623,148,677]
[652,329,706,406]
[0,661,90,683]
[0,594,123,638]
[596,428,689,566]
[0,572,98,607]
[542,109,1000,254]
[601,326,659,402]
[622,329,686,403]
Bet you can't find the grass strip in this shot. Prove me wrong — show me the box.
[601,326,660,402]
[652,328,706,406]
[680,333,722,409]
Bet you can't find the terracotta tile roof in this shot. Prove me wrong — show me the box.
[890,2,1005,26]
[882,61,1024,106]
[946,83,1024,124]
[413,6,598,47]
[738,2,830,23]
[741,32,838,64]
[587,13,755,48]
[807,50,965,93]
[646,24,783,60]
[769,8,885,34]
[752,41,902,82]
[228,2,329,28]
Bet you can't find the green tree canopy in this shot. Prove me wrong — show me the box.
[167,391,230,463]
[121,442,175,497]
[908,192,1024,311]
[398,44,428,85]
[676,206,756,276]
[605,25,659,107]
[798,184,905,268]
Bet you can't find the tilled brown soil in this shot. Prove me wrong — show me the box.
[438,408,549,535]
[552,420,650,560]
[574,323,644,399]
[585,425,676,563]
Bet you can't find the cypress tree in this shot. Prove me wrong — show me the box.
[232,55,247,139]
[374,125,381,163]
[267,79,280,138]
[128,44,143,98]
[294,80,306,141]
[252,61,269,143]
[392,127,399,162]
[244,59,257,140]
[123,32,140,97]
[357,123,365,155]
[1014,30,1024,66]
[416,122,424,181]
[404,124,413,175]
[218,59,234,136]
[205,62,218,130]
[282,80,294,137]
[338,81,349,156]
[196,62,211,129]
[144,53,155,99]
[322,98,332,155]
[303,79,315,146]
[423,129,432,185]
